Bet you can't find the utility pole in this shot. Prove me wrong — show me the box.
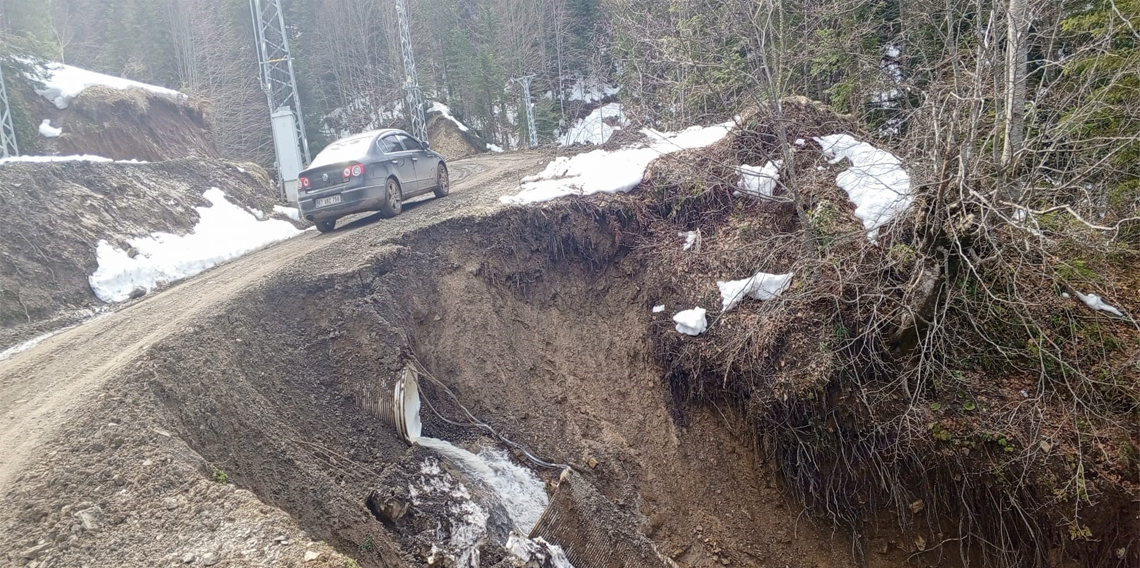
[512,75,538,148]
[395,0,427,142]
[0,63,19,158]
[249,0,309,200]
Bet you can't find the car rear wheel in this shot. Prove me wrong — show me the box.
[433,164,450,198]
[316,219,336,233]
[381,177,403,218]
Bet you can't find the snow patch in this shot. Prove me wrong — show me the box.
[487,143,504,153]
[735,161,782,200]
[717,272,793,312]
[679,230,699,251]
[566,76,621,104]
[409,458,488,568]
[813,134,912,243]
[38,119,62,138]
[88,188,304,302]
[28,60,184,110]
[1075,291,1124,317]
[0,310,110,362]
[652,305,666,313]
[501,120,734,205]
[0,155,148,166]
[272,205,301,222]
[560,102,627,146]
[430,101,471,132]
[673,307,708,336]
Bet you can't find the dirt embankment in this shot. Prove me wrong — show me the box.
[33,86,220,162]
[0,160,293,347]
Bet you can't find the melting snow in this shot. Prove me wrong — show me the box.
[566,77,620,104]
[1075,291,1124,317]
[88,188,304,302]
[501,120,734,205]
[28,60,184,110]
[736,161,782,200]
[673,307,708,336]
[560,102,627,146]
[38,119,62,138]
[813,134,912,243]
[487,143,504,153]
[409,458,488,568]
[717,272,793,312]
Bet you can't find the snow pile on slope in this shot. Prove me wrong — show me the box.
[39,119,62,138]
[430,101,471,132]
[736,161,782,200]
[28,61,184,110]
[1075,291,1124,317]
[560,102,628,146]
[88,188,304,302]
[814,134,911,243]
[717,272,793,312]
[505,535,576,568]
[487,143,504,153]
[0,155,147,166]
[501,120,734,205]
[673,307,708,336]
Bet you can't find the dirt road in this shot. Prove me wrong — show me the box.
[0,151,548,495]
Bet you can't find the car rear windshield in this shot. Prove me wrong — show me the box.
[309,134,376,169]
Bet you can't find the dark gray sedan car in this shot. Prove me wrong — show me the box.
[297,129,449,233]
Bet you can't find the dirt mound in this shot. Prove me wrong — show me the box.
[0,160,295,347]
[426,113,488,161]
[36,86,219,162]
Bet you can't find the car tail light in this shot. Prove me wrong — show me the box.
[351,164,364,177]
[342,167,352,179]
[299,177,310,189]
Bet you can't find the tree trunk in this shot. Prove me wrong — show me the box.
[1001,0,1028,192]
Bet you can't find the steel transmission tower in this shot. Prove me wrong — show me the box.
[249,0,310,165]
[395,0,427,142]
[0,63,19,158]
[513,75,538,147]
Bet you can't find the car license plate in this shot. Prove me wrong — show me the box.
[316,195,342,207]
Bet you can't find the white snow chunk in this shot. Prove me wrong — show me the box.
[560,102,628,146]
[505,534,576,568]
[501,120,734,205]
[652,305,666,313]
[717,272,793,312]
[272,205,301,222]
[38,119,62,138]
[679,230,699,251]
[487,143,504,153]
[735,161,782,200]
[567,76,621,104]
[0,155,147,166]
[794,138,806,146]
[88,188,304,302]
[28,60,184,110]
[1075,291,1124,317]
[430,101,470,132]
[673,307,708,336]
[813,134,912,243]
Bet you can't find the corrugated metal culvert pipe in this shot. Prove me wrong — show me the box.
[360,364,422,444]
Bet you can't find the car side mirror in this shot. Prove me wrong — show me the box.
[421,141,430,150]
